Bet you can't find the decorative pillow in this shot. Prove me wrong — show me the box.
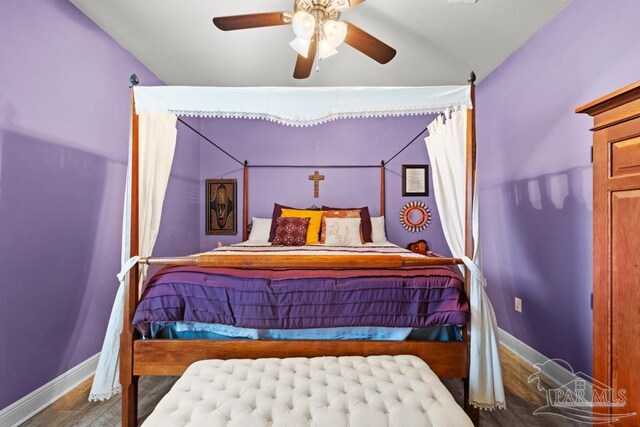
[322,206,372,242]
[247,217,272,242]
[268,203,321,242]
[320,210,364,244]
[271,217,310,246]
[280,208,324,244]
[268,203,295,242]
[370,216,387,243]
[324,218,364,246]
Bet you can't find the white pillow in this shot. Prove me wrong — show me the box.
[370,216,387,242]
[247,217,272,242]
[324,218,364,246]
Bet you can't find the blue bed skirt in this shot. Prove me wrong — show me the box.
[148,322,462,342]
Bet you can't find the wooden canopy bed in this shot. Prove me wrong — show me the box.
[117,74,485,426]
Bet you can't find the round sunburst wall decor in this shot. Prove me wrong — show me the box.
[400,201,431,233]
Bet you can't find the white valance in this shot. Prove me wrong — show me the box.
[133,85,471,126]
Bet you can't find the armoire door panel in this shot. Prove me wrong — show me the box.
[611,189,640,423]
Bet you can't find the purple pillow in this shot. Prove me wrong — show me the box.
[322,206,373,242]
[271,217,310,246]
[268,203,295,242]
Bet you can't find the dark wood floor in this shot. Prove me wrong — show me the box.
[22,346,586,426]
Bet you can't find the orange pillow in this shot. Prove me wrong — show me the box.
[320,210,364,244]
[280,208,324,244]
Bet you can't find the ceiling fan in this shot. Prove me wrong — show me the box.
[212,0,397,79]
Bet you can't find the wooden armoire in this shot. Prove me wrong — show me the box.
[577,81,640,424]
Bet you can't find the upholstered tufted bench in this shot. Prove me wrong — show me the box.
[142,355,472,426]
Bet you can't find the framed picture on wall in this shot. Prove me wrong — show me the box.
[402,164,429,196]
[206,179,237,235]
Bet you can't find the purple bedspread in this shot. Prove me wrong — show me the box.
[133,265,469,337]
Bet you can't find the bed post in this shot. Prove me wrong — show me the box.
[243,161,249,241]
[380,161,386,216]
[121,87,140,427]
[463,71,480,425]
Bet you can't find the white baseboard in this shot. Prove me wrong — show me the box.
[499,328,590,393]
[0,353,99,427]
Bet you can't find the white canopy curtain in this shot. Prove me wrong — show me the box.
[90,113,177,401]
[425,109,506,410]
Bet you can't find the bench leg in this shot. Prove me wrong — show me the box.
[463,377,480,426]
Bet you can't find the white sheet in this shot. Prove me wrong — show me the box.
[206,241,427,259]
[231,240,397,247]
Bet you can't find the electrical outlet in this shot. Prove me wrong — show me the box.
[514,297,522,313]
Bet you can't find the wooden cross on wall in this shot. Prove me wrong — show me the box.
[308,170,324,198]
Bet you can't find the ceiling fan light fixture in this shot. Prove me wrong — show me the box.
[323,20,347,47]
[292,11,316,39]
[290,37,311,58]
[318,38,338,59]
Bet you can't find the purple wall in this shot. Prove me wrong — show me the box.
[153,121,201,257]
[198,116,450,255]
[0,0,199,409]
[477,0,640,375]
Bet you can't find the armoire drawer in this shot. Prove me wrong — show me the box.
[611,136,640,178]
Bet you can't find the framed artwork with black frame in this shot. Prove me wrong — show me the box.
[206,178,237,235]
[402,164,429,196]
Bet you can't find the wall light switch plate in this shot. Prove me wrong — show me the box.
[514,297,522,313]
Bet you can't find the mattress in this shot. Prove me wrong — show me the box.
[142,355,473,427]
[134,243,469,337]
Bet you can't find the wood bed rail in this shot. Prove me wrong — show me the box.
[139,254,464,268]
[133,339,469,378]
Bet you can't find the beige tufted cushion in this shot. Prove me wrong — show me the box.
[142,355,472,427]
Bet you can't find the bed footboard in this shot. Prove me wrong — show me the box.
[132,338,470,378]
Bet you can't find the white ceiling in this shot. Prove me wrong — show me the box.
[69,0,570,86]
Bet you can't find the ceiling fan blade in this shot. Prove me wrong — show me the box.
[344,22,396,64]
[293,39,317,79]
[213,12,288,31]
[349,0,367,7]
